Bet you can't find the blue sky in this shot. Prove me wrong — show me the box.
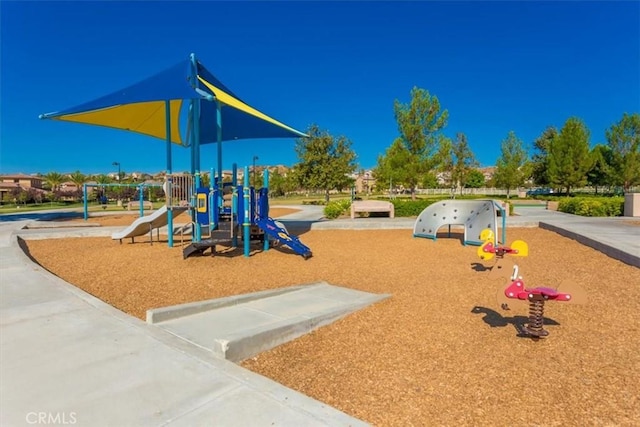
[1,1,638,176]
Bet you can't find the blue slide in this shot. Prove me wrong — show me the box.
[256,217,312,259]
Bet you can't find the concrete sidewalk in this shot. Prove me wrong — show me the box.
[1,205,638,426]
[0,218,369,427]
[508,206,640,268]
[310,205,639,268]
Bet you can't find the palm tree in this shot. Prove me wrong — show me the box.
[94,174,113,185]
[69,170,87,191]
[43,171,64,192]
[43,171,65,203]
[69,170,86,187]
[67,170,88,202]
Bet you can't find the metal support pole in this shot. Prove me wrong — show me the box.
[209,167,215,230]
[194,171,201,242]
[83,183,88,220]
[232,163,238,247]
[232,163,237,186]
[190,53,202,243]
[243,166,250,257]
[263,168,270,252]
[165,99,174,248]
[138,184,144,218]
[252,156,258,187]
[216,100,223,197]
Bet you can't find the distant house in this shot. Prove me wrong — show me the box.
[0,174,44,189]
[479,167,496,182]
[436,171,451,186]
[53,181,81,201]
[437,167,495,187]
[131,172,153,181]
[352,170,376,194]
[59,181,80,192]
[0,174,45,201]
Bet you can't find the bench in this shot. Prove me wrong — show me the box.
[350,200,394,219]
[126,200,154,211]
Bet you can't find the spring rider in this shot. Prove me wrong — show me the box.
[477,229,583,338]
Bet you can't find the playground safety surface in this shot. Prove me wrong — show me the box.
[4,206,640,426]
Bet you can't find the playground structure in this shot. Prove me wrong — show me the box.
[105,166,311,259]
[413,199,506,245]
[181,165,312,259]
[40,53,308,251]
[478,229,583,338]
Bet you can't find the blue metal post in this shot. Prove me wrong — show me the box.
[165,99,174,248]
[190,53,202,243]
[216,100,223,196]
[209,167,215,229]
[83,183,88,220]
[243,166,250,257]
[231,163,238,247]
[138,184,144,218]
[194,171,201,242]
[263,169,270,251]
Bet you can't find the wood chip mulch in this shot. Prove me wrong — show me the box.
[21,211,640,427]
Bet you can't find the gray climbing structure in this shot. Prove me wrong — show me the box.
[413,199,506,245]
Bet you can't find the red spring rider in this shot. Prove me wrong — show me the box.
[477,229,580,338]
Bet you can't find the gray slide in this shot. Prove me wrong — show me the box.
[111,205,188,242]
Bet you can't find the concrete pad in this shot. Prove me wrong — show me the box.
[540,220,640,268]
[151,282,390,362]
[147,285,311,323]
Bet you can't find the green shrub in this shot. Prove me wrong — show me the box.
[558,197,623,217]
[391,198,443,217]
[324,199,351,219]
[302,200,325,206]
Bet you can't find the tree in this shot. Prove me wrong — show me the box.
[605,112,640,191]
[586,144,614,194]
[269,169,287,197]
[43,171,64,192]
[547,117,592,195]
[464,169,485,188]
[377,87,448,200]
[438,136,455,191]
[441,132,478,195]
[16,189,28,205]
[27,187,44,204]
[95,174,112,185]
[531,126,558,186]
[421,172,439,189]
[200,172,211,189]
[374,138,414,195]
[68,171,87,201]
[69,170,86,188]
[293,124,357,203]
[493,131,528,198]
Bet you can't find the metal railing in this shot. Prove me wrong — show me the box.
[165,173,194,208]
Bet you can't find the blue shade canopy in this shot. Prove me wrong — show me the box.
[39,55,307,146]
